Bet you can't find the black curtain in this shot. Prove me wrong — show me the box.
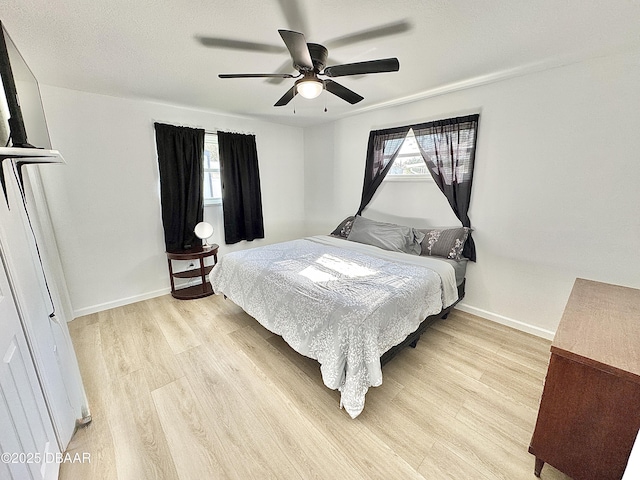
[217,131,264,244]
[154,122,204,252]
[355,115,479,261]
[413,114,479,261]
[356,126,410,215]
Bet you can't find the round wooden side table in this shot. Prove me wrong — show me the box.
[166,244,219,299]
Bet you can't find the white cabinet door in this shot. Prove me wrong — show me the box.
[0,160,79,450]
[0,255,60,480]
[21,166,89,428]
[623,430,640,479]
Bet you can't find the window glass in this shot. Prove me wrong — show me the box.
[204,133,222,204]
[386,129,431,178]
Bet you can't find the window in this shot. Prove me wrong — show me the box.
[413,123,477,183]
[203,133,222,204]
[385,129,432,180]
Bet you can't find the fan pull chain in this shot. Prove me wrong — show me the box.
[323,83,327,112]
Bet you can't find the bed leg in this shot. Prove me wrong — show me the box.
[441,312,449,319]
[409,338,419,348]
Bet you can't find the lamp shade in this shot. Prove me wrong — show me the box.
[194,222,214,243]
[296,78,323,99]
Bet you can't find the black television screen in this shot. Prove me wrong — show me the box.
[0,20,51,149]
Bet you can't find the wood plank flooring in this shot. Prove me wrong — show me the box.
[61,294,570,480]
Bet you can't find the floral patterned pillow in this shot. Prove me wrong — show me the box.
[330,216,355,238]
[418,227,471,260]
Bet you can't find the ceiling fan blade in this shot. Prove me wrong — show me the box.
[274,86,297,107]
[323,58,399,77]
[265,59,298,84]
[275,0,308,33]
[195,35,285,54]
[219,73,298,79]
[324,80,364,104]
[323,20,412,49]
[278,29,313,70]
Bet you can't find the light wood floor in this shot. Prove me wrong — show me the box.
[61,294,570,480]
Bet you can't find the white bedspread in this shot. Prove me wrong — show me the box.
[209,235,458,418]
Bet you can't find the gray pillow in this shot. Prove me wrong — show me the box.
[346,216,425,255]
[418,227,471,260]
[330,216,355,239]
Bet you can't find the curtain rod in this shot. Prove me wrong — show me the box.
[207,129,256,136]
[151,121,255,136]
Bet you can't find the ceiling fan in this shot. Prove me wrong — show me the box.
[217,29,400,107]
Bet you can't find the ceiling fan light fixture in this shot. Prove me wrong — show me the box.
[296,77,323,99]
[218,29,401,108]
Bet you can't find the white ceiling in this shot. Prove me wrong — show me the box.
[3,0,640,127]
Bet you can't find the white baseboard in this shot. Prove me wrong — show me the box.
[455,302,556,340]
[72,287,171,319]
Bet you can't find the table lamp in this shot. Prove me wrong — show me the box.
[194,222,214,248]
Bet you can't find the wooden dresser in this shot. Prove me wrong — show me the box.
[529,279,640,479]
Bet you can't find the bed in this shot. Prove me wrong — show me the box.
[209,217,470,418]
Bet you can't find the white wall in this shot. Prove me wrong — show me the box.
[39,87,305,316]
[305,50,640,337]
[37,49,640,335]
